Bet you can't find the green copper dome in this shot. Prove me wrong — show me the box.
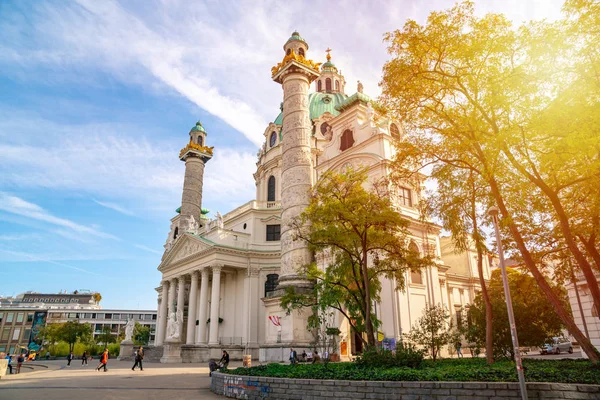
[286,31,306,44]
[273,92,348,126]
[201,208,210,215]
[190,121,206,133]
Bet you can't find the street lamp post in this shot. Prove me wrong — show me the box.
[487,206,528,400]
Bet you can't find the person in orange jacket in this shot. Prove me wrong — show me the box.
[96,349,109,372]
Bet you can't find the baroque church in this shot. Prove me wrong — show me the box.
[153,32,491,363]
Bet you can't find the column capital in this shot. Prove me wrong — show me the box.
[169,277,177,284]
[211,264,223,274]
[248,267,260,277]
[190,270,200,279]
[200,267,210,278]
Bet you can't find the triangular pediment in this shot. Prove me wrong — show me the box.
[159,234,213,270]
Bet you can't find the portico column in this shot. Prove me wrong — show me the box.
[186,271,199,345]
[168,278,177,315]
[156,280,169,346]
[208,264,222,345]
[176,276,186,342]
[196,268,210,344]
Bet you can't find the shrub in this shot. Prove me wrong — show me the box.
[107,343,120,357]
[355,344,425,369]
[227,358,600,385]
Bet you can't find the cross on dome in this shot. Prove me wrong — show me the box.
[326,48,332,61]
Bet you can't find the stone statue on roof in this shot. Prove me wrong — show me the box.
[357,80,364,93]
[216,212,224,229]
[186,215,199,234]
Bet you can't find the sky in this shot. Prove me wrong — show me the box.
[0,0,564,309]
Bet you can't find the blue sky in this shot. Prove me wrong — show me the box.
[0,0,564,309]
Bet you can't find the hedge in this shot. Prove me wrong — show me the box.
[226,358,600,385]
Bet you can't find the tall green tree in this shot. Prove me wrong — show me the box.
[281,168,431,347]
[133,322,151,346]
[96,327,117,348]
[406,305,451,361]
[58,321,93,353]
[380,0,600,362]
[468,268,567,359]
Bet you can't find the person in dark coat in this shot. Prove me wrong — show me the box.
[82,351,88,366]
[219,350,229,369]
[132,346,144,371]
[67,352,74,366]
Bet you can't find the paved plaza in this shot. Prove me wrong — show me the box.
[0,359,231,400]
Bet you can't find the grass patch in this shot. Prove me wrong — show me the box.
[226,358,600,385]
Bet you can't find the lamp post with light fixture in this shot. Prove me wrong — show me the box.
[487,206,528,400]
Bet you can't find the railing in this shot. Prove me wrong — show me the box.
[221,201,281,222]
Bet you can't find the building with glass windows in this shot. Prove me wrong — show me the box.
[0,292,157,354]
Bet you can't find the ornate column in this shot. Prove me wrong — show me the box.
[156,280,169,346]
[186,271,199,345]
[196,268,210,344]
[176,276,186,342]
[208,264,222,345]
[271,32,320,291]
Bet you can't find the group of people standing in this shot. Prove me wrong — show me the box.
[63,347,143,372]
[4,353,25,374]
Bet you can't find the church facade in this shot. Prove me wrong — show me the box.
[153,32,489,363]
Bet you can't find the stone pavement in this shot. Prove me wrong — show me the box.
[0,359,237,400]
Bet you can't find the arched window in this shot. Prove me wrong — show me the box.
[335,80,339,91]
[340,129,354,151]
[286,48,291,55]
[265,274,279,296]
[173,226,179,240]
[267,176,276,202]
[197,136,203,146]
[409,242,423,284]
[317,80,322,92]
[326,78,332,92]
[269,131,277,147]
[390,123,400,140]
[298,48,305,57]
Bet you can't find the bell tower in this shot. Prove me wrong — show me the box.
[178,121,213,233]
[316,48,346,94]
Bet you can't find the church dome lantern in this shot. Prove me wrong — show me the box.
[283,31,308,57]
[316,48,346,95]
[189,121,207,147]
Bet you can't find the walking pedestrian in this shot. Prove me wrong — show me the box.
[96,349,109,372]
[67,351,74,366]
[5,354,12,374]
[16,353,24,374]
[132,346,144,371]
[219,350,229,369]
[82,351,88,366]
[455,341,463,358]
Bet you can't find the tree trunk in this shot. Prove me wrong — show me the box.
[469,175,494,364]
[501,148,600,317]
[361,248,376,346]
[579,234,600,272]
[487,177,600,363]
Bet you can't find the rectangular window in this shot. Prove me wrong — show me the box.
[27,313,33,322]
[411,270,423,285]
[1,328,10,341]
[96,313,104,319]
[0,312,3,323]
[398,187,412,207]
[9,346,15,355]
[104,314,112,319]
[112,314,121,320]
[68,313,76,318]
[23,328,31,342]
[266,224,281,241]
[84,313,92,319]
[0,346,5,353]
[6,313,14,323]
[12,328,21,341]
[152,314,157,320]
[16,313,24,323]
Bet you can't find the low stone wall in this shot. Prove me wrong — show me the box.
[210,372,600,400]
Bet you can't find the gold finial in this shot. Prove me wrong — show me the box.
[326,48,332,61]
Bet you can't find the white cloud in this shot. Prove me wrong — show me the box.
[93,199,135,216]
[0,249,100,276]
[0,193,118,241]
[134,244,162,255]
